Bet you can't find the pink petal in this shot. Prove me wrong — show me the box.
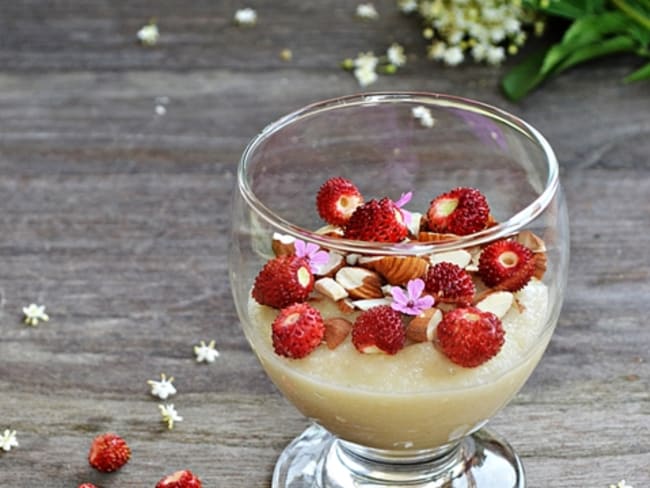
[390,286,408,306]
[394,191,413,208]
[294,239,307,258]
[305,242,320,257]
[415,295,434,311]
[407,279,425,301]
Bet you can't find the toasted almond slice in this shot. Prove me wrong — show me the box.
[533,253,547,280]
[315,224,344,237]
[429,250,472,269]
[516,230,546,253]
[314,277,348,302]
[271,233,296,256]
[313,251,345,277]
[360,255,429,285]
[352,297,392,311]
[475,291,514,319]
[417,231,459,243]
[335,267,384,299]
[324,318,353,349]
[406,308,442,342]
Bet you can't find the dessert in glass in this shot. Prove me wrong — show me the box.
[229,93,569,487]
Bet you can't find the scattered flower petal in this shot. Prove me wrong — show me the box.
[159,404,183,430]
[394,191,413,227]
[234,8,257,26]
[412,105,435,128]
[0,429,18,452]
[147,373,177,400]
[294,239,330,273]
[23,304,49,327]
[194,340,220,363]
[387,43,407,67]
[356,3,379,20]
[390,279,435,315]
[137,22,160,46]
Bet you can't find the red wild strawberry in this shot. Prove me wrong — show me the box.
[88,433,131,473]
[156,469,203,488]
[478,240,535,291]
[272,303,325,358]
[252,255,314,309]
[344,198,408,243]
[78,484,99,488]
[316,177,364,226]
[426,187,490,236]
[424,262,475,305]
[436,307,505,367]
[352,306,405,355]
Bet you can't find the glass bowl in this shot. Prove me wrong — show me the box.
[229,93,569,487]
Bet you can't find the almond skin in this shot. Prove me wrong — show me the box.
[271,233,296,256]
[360,256,429,286]
[335,267,384,299]
[406,308,443,342]
[324,318,353,349]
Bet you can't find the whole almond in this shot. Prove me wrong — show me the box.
[324,318,353,349]
[417,231,459,243]
[360,255,429,285]
[406,308,443,342]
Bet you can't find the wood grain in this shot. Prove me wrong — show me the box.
[0,1,649,486]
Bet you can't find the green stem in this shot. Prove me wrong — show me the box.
[611,0,650,30]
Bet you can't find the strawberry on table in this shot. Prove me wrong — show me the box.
[316,176,364,226]
[156,469,202,488]
[344,198,409,243]
[252,255,314,309]
[435,307,505,367]
[426,187,489,236]
[478,239,535,291]
[88,433,131,473]
[272,303,326,358]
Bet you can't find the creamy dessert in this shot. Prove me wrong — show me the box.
[245,178,551,450]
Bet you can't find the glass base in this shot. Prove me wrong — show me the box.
[272,424,525,487]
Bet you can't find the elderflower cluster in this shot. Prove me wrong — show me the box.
[342,43,407,87]
[399,0,543,66]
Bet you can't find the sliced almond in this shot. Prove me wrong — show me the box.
[417,231,459,243]
[465,246,482,272]
[360,255,429,285]
[335,267,384,299]
[475,291,514,319]
[315,224,344,237]
[381,284,394,296]
[271,233,295,256]
[324,317,353,349]
[313,251,345,277]
[337,298,355,314]
[314,277,348,302]
[533,253,547,280]
[429,250,472,269]
[516,230,546,253]
[352,297,392,311]
[346,253,361,265]
[406,308,442,342]
[406,211,423,237]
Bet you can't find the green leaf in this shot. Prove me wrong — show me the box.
[523,0,602,19]
[554,35,638,73]
[501,49,549,101]
[624,60,650,81]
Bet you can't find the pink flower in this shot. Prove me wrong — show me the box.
[294,239,330,273]
[390,278,434,316]
[394,191,413,227]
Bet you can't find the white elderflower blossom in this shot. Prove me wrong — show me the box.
[387,43,407,67]
[356,3,379,20]
[355,67,378,86]
[137,22,160,46]
[147,373,177,400]
[159,404,183,430]
[412,106,435,128]
[194,340,220,363]
[401,0,541,66]
[23,304,49,326]
[0,429,18,452]
[398,0,418,13]
[234,8,257,26]
[609,481,634,488]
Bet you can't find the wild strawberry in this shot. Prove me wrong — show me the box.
[78,484,99,488]
[272,303,325,358]
[156,469,203,488]
[252,255,314,309]
[478,240,535,291]
[426,187,489,236]
[436,307,504,367]
[424,262,475,306]
[352,306,405,355]
[88,433,131,473]
[316,177,364,226]
[344,198,408,243]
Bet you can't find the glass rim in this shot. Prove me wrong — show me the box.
[237,92,559,255]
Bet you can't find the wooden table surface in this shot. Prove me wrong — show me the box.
[1,1,648,486]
